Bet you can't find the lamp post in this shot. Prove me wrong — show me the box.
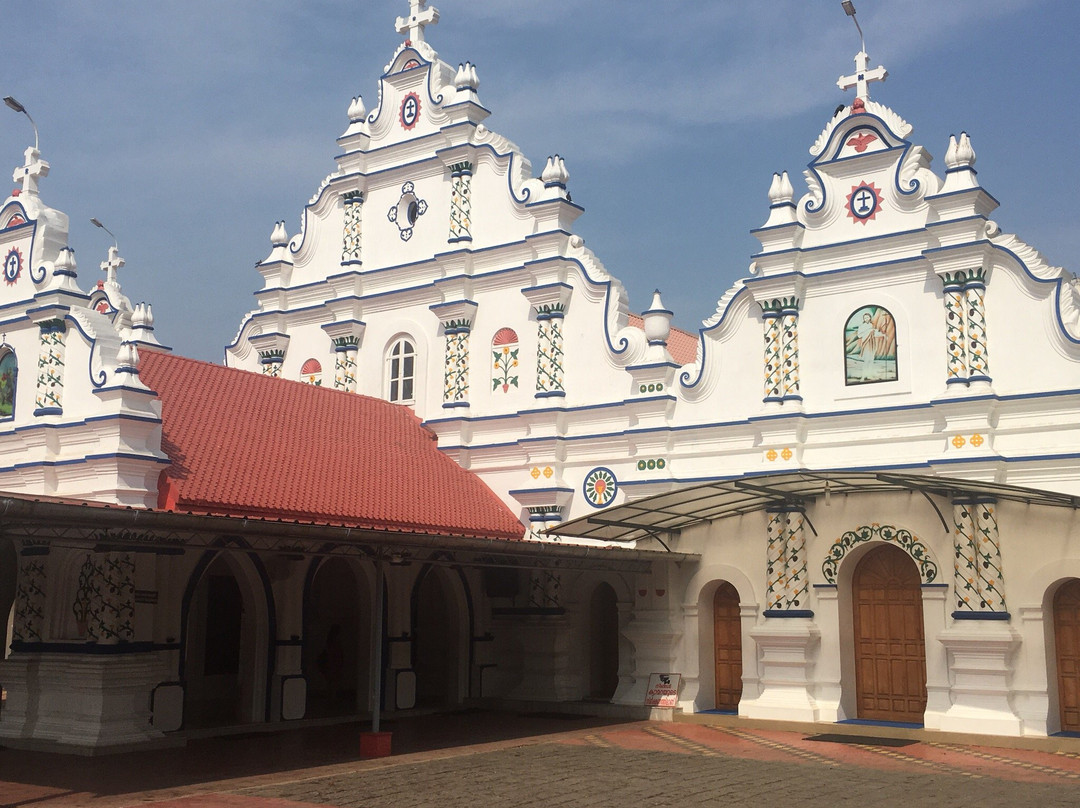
[840,1,866,53]
[90,218,119,250]
[3,96,39,150]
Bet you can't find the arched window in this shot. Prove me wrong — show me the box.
[0,349,17,419]
[844,305,897,385]
[386,338,416,403]
[491,328,519,394]
[300,358,322,387]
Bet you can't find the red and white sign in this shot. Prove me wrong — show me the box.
[644,673,681,707]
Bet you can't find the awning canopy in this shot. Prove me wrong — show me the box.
[546,471,1080,544]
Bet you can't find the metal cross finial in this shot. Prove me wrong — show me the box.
[395,0,439,44]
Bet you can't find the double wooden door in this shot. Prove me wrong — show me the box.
[853,545,927,723]
[713,583,742,711]
[1054,579,1080,732]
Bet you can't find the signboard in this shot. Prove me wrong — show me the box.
[644,673,682,707]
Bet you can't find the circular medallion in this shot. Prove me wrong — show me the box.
[3,247,22,285]
[583,467,618,509]
[400,92,421,130]
[846,181,882,225]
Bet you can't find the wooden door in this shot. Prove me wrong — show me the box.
[853,545,927,723]
[713,582,743,711]
[1054,579,1080,732]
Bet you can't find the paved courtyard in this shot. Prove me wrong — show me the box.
[2,713,1080,807]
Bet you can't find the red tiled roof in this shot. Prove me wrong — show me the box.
[627,314,699,366]
[138,352,524,540]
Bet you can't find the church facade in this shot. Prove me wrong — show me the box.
[1,1,1079,749]
[224,3,1080,739]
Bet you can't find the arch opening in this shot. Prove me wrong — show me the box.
[588,582,619,701]
[413,568,465,709]
[183,553,268,729]
[303,558,370,718]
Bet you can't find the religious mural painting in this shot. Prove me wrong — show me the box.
[0,350,16,419]
[844,305,897,385]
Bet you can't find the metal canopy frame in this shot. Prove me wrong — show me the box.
[546,470,1080,544]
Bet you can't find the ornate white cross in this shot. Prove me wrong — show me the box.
[837,51,888,101]
[12,146,49,196]
[396,0,439,43]
[101,245,125,286]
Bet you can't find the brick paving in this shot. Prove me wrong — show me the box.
[244,739,1079,808]
[2,713,1079,807]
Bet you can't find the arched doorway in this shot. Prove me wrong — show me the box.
[303,558,368,718]
[413,568,464,708]
[852,544,927,723]
[713,582,742,712]
[588,583,619,701]
[1053,578,1080,732]
[183,553,268,728]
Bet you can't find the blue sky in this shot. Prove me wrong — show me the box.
[0,0,1076,361]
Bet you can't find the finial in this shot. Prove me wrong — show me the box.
[129,302,164,350]
[945,133,977,171]
[347,95,367,123]
[116,340,139,375]
[396,0,439,44]
[270,220,288,247]
[455,62,479,93]
[542,155,570,189]
[642,290,673,346]
[768,172,794,206]
[836,3,887,102]
[54,247,77,279]
[132,302,154,331]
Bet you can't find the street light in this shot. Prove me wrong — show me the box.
[3,96,39,150]
[90,217,119,250]
[840,1,866,53]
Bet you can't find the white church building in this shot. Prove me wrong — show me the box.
[2,1,1080,749]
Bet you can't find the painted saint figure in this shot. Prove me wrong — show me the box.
[0,351,16,418]
[845,306,897,384]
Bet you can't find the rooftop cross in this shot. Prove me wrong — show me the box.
[396,0,439,44]
[838,50,888,102]
[12,146,49,196]
[101,245,125,286]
